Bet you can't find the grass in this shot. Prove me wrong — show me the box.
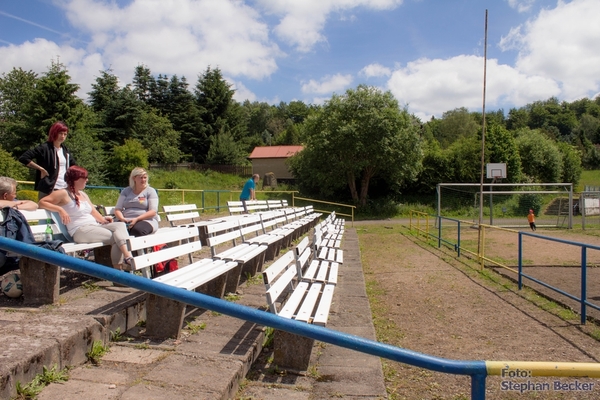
[185,320,206,334]
[578,170,600,192]
[14,364,69,399]
[86,340,108,365]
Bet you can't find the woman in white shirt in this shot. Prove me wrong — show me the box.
[39,166,133,269]
[114,167,159,237]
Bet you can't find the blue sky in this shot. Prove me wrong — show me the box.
[1,0,599,121]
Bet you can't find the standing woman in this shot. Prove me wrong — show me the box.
[39,166,133,270]
[19,121,77,200]
[114,167,160,237]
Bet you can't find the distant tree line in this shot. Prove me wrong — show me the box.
[0,61,315,185]
[1,60,598,206]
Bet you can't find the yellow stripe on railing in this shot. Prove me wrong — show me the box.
[487,361,600,378]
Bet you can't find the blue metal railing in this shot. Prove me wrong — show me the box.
[0,237,489,399]
[416,214,600,325]
[518,231,600,325]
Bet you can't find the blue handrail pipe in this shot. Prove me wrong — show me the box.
[0,237,489,399]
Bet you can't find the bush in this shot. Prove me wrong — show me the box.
[107,139,149,186]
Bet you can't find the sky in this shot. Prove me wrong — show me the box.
[1,0,599,121]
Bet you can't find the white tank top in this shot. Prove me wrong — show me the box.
[54,147,67,190]
[62,191,97,235]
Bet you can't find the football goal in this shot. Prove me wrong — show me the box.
[436,183,573,229]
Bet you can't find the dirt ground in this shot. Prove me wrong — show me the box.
[357,221,600,400]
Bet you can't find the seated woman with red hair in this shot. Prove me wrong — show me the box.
[39,166,133,269]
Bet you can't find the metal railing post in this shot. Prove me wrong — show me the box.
[581,246,587,325]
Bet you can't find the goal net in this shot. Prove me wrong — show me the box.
[437,183,573,229]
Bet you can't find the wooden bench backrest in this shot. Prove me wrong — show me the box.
[238,214,264,239]
[263,238,313,314]
[163,204,200,226]
[127,227,200,271]
[260,210,286,231]
[227,200,269,215]
[263,251,297,314]
[16,209,65,238]
[205,219,245,251]
[267,200,284,210]
[101,205,116,217]
[294,237,311,276]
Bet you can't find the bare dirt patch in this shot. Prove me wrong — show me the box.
[357,222,600,400]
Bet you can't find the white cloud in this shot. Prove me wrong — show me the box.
[386,55,560,120]
[360,63,392,78]
[254,0,404,52]
[230,80,257,103]
[1,0,283,99]
[506,0,536,13]
[301,73,353,95]
[503,0,600,100]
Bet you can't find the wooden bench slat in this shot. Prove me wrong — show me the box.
[265,266,298,314]
[313,284,335,326]
[154,259,238,290]
[262,251,296,286]
[278,281,309,319]
[295,283,322,323]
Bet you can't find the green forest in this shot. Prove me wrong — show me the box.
[1,60,599,209]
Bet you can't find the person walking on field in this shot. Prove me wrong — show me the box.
[19,121,77,200]
[240,174,259,213]
[528,209,536,231]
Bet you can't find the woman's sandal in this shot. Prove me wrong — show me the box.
[123,256,134,269]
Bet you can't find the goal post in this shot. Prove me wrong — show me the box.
[436,183,573,229]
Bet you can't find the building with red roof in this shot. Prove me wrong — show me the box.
[248,145,303,181]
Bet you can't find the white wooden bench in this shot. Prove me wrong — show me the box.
[262,240,335,371]
[295,236,338,285]
[313,225,344,264]
[241,210,291,261]
[1,208,114,305]
[227,200,269,215]
[206,217,269,293]
[267,199,285,210]
[126,227,238,339]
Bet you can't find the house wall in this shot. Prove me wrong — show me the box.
[251,158,294,180]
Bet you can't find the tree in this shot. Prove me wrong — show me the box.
[193,67,234,161]
[485,123,522,183]
[515,129,563,183]
[0,68,38,155]
[107,139,149,186]
[556,141,582,186]
[431,107,480,149]
[66,104,107,185]
[88,71,148,150]
[290,85,422,207]
[132,65,154,104]
[0,145,28,180]
[131,110,181,164]
[25,60,83,150]
[446,136,481,183]
[163,75,203,161]
[205,131,248,165]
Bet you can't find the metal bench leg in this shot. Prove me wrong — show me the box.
[19,257,60,305]
[145,293,186,339]
[274,329,315,371]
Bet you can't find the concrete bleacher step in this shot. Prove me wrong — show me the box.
[2,227,386,399]
[0,276,266,400]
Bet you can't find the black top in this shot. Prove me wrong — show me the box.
[19,142,77,194]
